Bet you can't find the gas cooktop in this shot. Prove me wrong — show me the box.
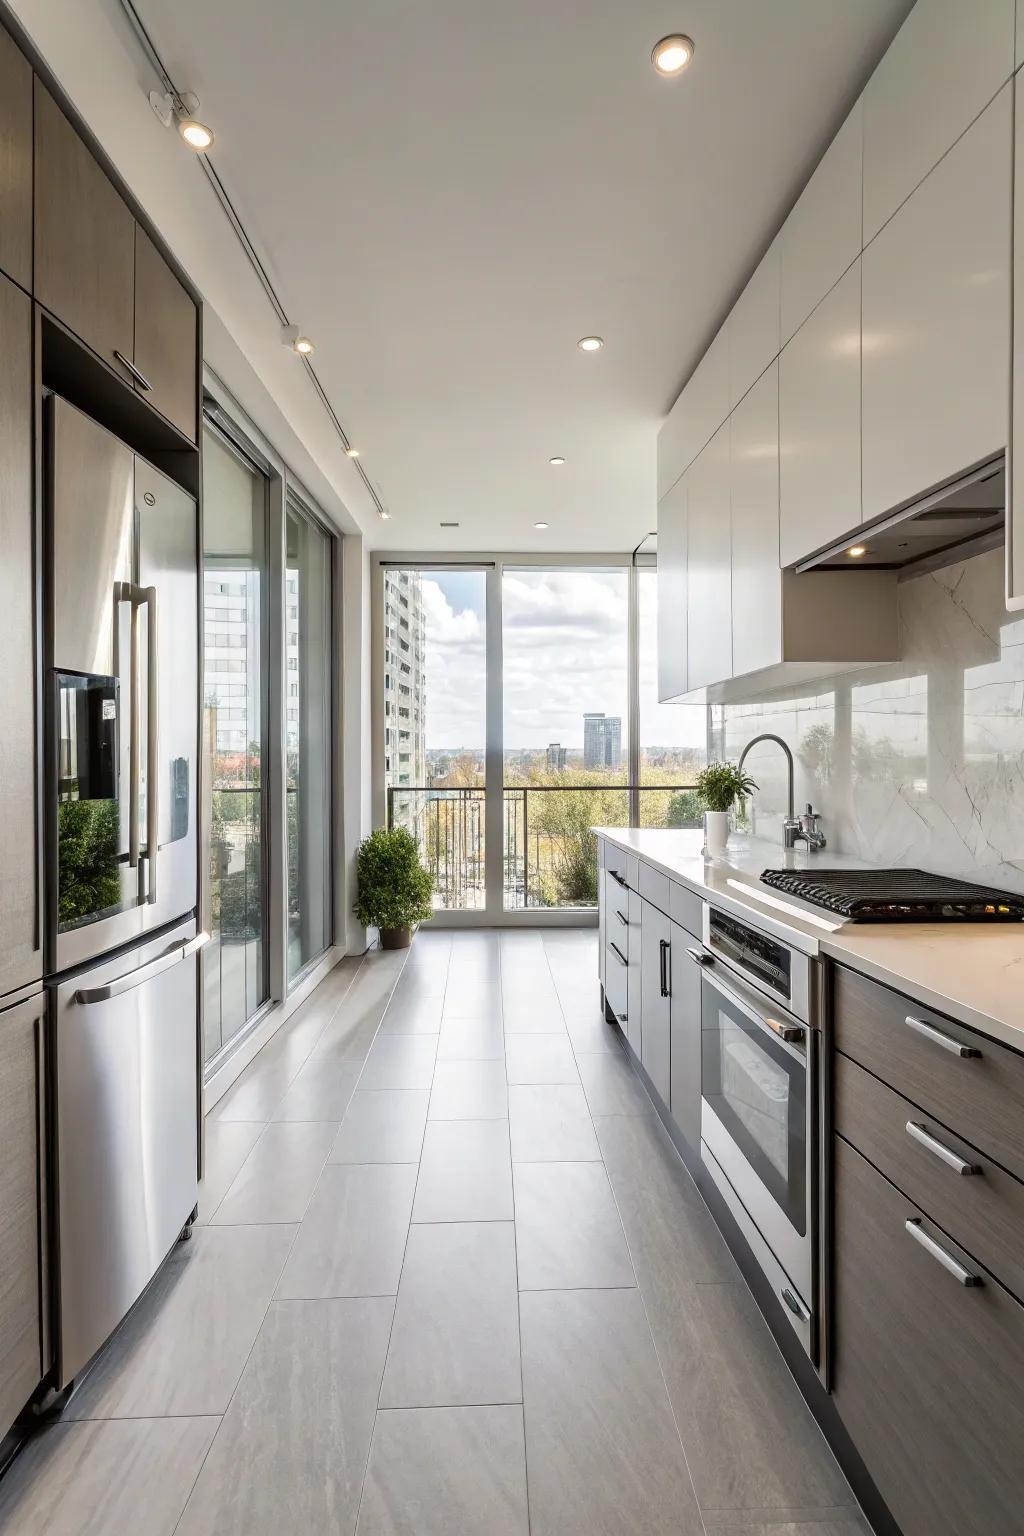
[759,867,1024,922]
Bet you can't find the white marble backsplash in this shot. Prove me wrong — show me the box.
[713,547,1024,895]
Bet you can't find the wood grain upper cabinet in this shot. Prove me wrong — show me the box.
[0,272,41,1002]
[0,27,32,291]
[779,261,861,567]
[133,226,198,442]
[656,472,688,701]
[729,237,779,410]
[730,363,781,678]
[862,88,1011,529]
[685,421,731,692]
[833,1136,1024,1536]
[862,0,1014,243]
[1009,72,1024,610]
[34,80,135,376]
[780,101,862,345]
[639,903,671,1105]
[0,989,42,1432]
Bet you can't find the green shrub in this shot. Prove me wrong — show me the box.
[665,789,702,828]
[355,827,434,930]
[57,798,122,927]
[694,762,757,814]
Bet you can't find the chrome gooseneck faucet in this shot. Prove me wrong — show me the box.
[736,733,825,851]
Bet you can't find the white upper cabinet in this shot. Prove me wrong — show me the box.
[685,422,732,693]
[780,101,863,345]
[779,261,862,567]
[731,363,781,678]
[862,88,1011,527]
[657,320,729,500]
[729,238,780,411]
[862,0,1014,242]
[657,473,689,700]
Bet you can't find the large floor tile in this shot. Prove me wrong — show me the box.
[702,1514,870,1535]
[379,994,444,1034]
[513,1162,635,1290]
[271,1056,362,1121]
[276,1163,416,1298]
[359,1033,438,1091]
[212,1120,338,1224]
[197,1120,264,1223]
[437,1014,505,1061]
[501,996,565,1034]
[413,1120,513,1222]
[595,1111,736,1285]
[441,980,503,1018]
[652,1279,852,1513]
[565,1015,625,1056]
[67,1224,296,1419]
[508,1084,601,1162]
[577,1051,651,1115]
[330,1089,430,1164]
[0,1417,218,1536]
[356,1406,529,1536]
[429,1058,508,1120]
[505,1033,579,1085]
[520,1287,703,1536]
[209,1040,297,1122]
[176,1297,393,1536]
[380,1222,521,1407]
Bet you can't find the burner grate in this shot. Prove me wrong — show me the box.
[760,867,1024,922]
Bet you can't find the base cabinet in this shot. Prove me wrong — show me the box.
[0,990,42,1430]
[639,905,671,1104]
[625,889,643,1056]
[669,923,702,1152]
[833,1136,1024,1536]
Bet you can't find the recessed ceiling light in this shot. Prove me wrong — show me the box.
[549,456,566,466]
[651,34,694,76]
[577,336,604,352]
[847,545,868,558]
[178,117,215,151]
[379,510,392,520]
[534,521,549,530]
[345,446,360,458]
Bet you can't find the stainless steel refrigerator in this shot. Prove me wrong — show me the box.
[45,395,204,1389]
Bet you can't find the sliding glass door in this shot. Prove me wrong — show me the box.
[201,425,270,1061]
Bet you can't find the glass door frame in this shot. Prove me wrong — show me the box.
[372,550,677,926]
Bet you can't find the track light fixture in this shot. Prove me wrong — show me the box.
[148,88,215,151]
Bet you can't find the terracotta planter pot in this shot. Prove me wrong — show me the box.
[380,926,413,950]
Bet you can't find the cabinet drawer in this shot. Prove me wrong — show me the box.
[604,937,628,1025]
[0,989,43,1431]
[833,963,1024,1183]
[637,862,672,919]
[669,881,702,941]
[835,1052,1024,1302]
[833,1137,1024,1536]
[604,869,630,936]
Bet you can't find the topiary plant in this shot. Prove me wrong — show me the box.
[694,761,758,814]
[355,827,434,943]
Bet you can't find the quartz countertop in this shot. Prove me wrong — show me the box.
[592,827,1024,1054]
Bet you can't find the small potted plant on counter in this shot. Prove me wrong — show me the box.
[355,826,434,949]
[694,761,757,858]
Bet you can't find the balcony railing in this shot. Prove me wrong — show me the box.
[386,784,700,911]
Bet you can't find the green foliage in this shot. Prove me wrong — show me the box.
[665,789,702,828]
[695,761,758,814]
[58,798,122,927]
[356,826,434,931]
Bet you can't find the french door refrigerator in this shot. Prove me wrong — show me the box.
[45,395,204,1389]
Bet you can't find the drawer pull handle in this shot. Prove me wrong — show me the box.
[904,1014,981,1058]
[113,349,153,391]
[615,910,629,927]
[906,1120,980,1177]
[609,941,627,968]
[781,1286,811,1323]
[905,1218,982,1287]
[609,870,629,890]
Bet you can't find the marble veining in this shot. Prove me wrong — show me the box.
[714,548,1024,895]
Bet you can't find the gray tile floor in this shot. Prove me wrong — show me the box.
[0,930,870,1536]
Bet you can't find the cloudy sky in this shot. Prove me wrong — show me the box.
[418,568,706,755]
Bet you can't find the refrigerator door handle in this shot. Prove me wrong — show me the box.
[116,581,142,871]
[74,931,209,1006]
[144,584,159,903]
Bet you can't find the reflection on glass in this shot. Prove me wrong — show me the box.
[201,427,269,1064]
[55,671,127,929]
[637,569,705,828]
[383,568,487,910]
[286,504,333,980]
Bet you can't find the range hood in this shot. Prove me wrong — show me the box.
[795,456,1005,575]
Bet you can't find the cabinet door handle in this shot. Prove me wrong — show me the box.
[113,350,153,391]
[615,910,629,927]
[781,1286,810,1323]
[609,941,627,968]
[659,938,671,998]
[904,1013,980,1058]
[609,869,629,890]
[904,1218,982,1287]
[687,947,712,967]
[906,1121,980,1177]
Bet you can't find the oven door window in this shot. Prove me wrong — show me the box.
[702,983,806,1234]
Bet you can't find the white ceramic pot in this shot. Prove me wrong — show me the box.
[703,809,731,858]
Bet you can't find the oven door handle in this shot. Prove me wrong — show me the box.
[697,955,806,1047]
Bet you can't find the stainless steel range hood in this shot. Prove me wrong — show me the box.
[795,456,1005,576]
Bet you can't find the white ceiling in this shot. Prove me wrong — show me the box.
[13,0,912,550]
